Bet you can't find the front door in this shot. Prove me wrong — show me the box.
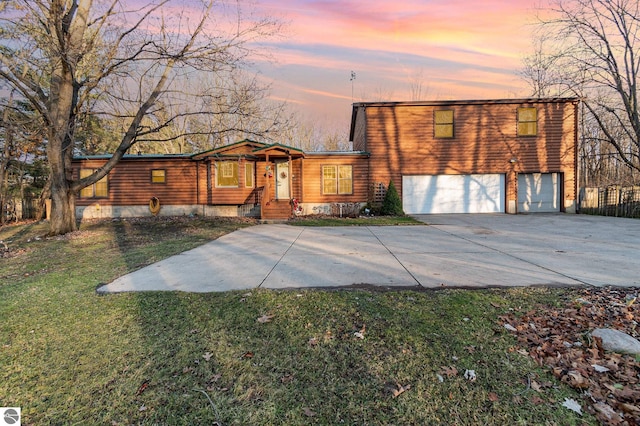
[275,162,290,200]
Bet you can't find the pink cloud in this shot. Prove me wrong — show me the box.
[145,0,544,128]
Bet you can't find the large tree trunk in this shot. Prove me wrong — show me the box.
[48,167,76,235]
[47,62,78,235]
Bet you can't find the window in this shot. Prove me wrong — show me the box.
[215,161,239,187]
[245,163,254,188]
[517,107,537,136]
[434,110,454,138]
[322,165,353,195]
[151,169,166,184]
[79,169,108,198]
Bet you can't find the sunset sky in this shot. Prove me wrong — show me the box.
[251,0,544,129]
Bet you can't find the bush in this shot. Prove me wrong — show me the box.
[380,180,404,216]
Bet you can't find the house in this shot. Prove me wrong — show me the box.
[73,141,370,220]
[73,97,579,219]
[351,98,579,214]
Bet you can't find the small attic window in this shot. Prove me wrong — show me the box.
[151,169,166,183]
[517,107,537,136]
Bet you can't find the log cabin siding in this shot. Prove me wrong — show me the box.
[358,99,578,209]
[300,154,370,203]
[74,157,201,206]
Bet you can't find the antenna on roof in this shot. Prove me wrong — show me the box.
[350,71,356,103]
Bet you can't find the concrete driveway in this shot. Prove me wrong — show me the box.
[97,214,640,293]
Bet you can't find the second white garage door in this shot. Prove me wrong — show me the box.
[518,173,560,213]
[402,174,505,214]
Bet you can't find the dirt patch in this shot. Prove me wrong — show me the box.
[0,243,26,259]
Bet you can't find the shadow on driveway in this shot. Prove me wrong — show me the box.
[98,214,640,293]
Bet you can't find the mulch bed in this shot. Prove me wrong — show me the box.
[501,286,640,425]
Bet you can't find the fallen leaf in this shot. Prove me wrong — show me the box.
[136,379,150,396]
[139,404,147,412]
[530,380,542,392]
[562,398,582,415]
[241,351,254,359]
[593,402,622,423]
[488,392,499,402]
[463,369,477,382]
[281,374,294,384]
[531,395,545,405]
[257,314,275,323]
[504,323,518,332]
[308,337,318,346]
[592,364,610,373]
[436,374,444,383]
[391,383,411,398]
[563,370,590,389]
[440,366,458,378]
[353,331,365,339]
[303,407,316,417]
[619,403,640,415]
[202,352,213,361]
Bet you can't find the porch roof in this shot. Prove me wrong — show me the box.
[251,143,305,158]
[190,139,268,160]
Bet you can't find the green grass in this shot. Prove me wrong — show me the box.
[0,218,595,425]
[288,215,423,226]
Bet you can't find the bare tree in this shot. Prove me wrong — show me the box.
[536,0,640,178]
[0,91,45,222]
[518,33,568,97]
[408,68,430,101]
[0,0,282,235]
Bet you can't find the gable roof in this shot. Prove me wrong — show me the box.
[251,143,305,158]
[191,139,268,159]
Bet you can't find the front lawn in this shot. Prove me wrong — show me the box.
[0,218,597,424]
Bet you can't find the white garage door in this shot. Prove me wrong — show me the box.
[518,173,560,213]
[402,174,505,214]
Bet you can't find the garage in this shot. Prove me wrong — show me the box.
[518,173,560,213]
[402,174,505,214]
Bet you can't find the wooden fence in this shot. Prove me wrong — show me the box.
[579,186,640,218]
[1,196,38,223]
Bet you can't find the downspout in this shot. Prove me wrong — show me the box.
[196,160,200,215]
[288,153,292,200]
[300,157,304,202]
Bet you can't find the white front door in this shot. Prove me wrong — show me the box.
[275,162,290,200]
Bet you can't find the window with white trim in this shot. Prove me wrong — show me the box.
[322,165,353,195]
